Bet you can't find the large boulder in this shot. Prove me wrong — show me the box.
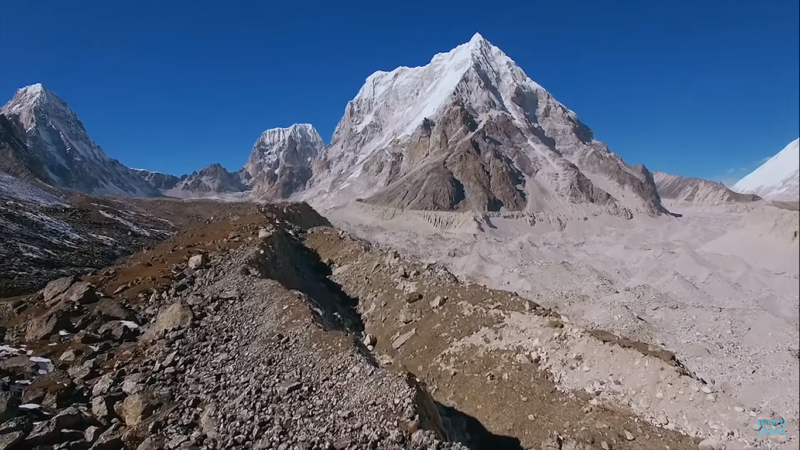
[24,305,72,341]
[41,275,77,304]
[60,281,99,305]
[141,301,193,342]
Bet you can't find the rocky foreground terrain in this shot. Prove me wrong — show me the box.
[1,201,755,450]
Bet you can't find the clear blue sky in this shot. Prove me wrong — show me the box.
[1,0,798,184]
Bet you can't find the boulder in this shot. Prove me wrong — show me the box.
[98,320,140,342]
[25,309,70,341]
[0,356,36,377]
[92,298,136,321]
[141,302,193,342]
[115,393,155,426]
[187,254,208,270]
[41,275,77,305]
[60,281,99,305]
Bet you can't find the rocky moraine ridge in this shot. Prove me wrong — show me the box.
[0,204,468,450]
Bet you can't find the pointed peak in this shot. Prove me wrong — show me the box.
[469,32,486,45]
[3,83,70,115]
[13,83,51,100]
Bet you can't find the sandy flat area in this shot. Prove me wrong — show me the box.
[322,200,800,448]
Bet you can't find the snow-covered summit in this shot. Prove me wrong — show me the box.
[733,138,800,201]
[308,33,666,216]
[334,32,555,157]
[0,83,159,197]
[256,124,324,147]
[242,124,324,200]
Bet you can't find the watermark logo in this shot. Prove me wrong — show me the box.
[758,419,786,435]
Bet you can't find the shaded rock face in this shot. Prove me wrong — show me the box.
[166,163,246,198]
[134,170,181,191]
[653,171,762,206]
[308,34,668,217]
[0,114,42,183]
[243,124,324,201]
[0,84,160,197]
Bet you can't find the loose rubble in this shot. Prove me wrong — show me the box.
[0,204,468,449]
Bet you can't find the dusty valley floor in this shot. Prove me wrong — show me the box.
[323,200,800,450]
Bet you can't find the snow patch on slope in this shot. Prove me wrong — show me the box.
[0,170,67,206]
[733,138,800,201]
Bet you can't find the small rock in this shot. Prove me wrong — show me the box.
[404,293,422,304]
[392,328,416,350]
[430,296,446,308]
[624,430,635,441]
[84,425,101,443]
[91,374,115,397]
[698,437,723,450]
[188,254,208,270]
[277,381,302,396]
[91,396,115,421]
[142,301,194,341]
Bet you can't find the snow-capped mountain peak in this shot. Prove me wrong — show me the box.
[733,138,800,201]
[308,33,666,217]
[0,83,159,196]
[242,124,324,200]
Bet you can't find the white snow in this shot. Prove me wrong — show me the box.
[29,356,53,374]
[99,209,152,236]
[733,138,800,201]
[18,404,42,410]
[0,170,67,206]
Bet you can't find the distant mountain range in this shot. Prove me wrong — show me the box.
[3,33,792,214]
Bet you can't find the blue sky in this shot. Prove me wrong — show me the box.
[1,0,797,184]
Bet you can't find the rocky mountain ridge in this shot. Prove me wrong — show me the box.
[652,171,762,206]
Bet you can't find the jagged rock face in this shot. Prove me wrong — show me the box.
[308,33,667,217]
[0,84,160,197]
[133,169,181,191]
[243,124,324,200]
[0,114,40,183]
[653,171,761,206]
[733,138,800,201]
